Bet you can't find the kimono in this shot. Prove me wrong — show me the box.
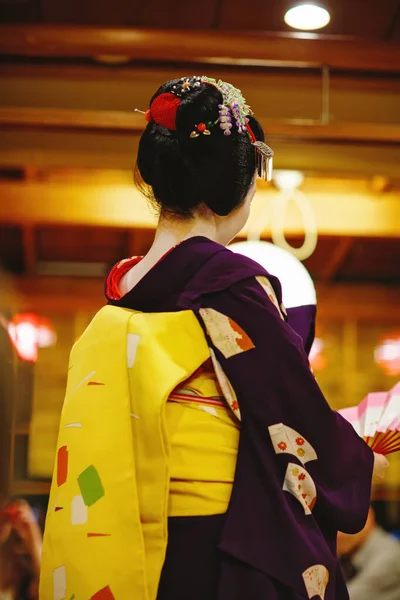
[40,236,373,600]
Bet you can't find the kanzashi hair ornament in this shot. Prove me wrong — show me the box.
[171,76,202,98]
[201,77,252,136]
[253,141,274,182]
[218,105,233,136]
[232,103,249,134]
[189,121,216,138]
[134,108,152,122]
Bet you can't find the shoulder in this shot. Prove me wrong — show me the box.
[176,239,286,321]
[206,241,267,275]
[191,240,283,299]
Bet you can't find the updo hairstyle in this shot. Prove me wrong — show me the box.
[134,77,264,218]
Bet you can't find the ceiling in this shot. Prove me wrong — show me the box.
[1,0,400,40]
[0,0,399,288]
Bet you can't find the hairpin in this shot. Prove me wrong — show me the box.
[134,108,152,122]
[190,122,211,138]
[252,141,274,182]
[171,76,202,98]
[189,118,220,139]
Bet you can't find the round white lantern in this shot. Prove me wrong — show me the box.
[229,240,316,309]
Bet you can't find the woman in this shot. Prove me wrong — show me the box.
[0,499,42,600]
[40,77,387,600]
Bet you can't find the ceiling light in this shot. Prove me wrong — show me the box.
[284,4,331,31]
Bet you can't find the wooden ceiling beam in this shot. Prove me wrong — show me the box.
[1,107,400,145]
[0,107,142,134]
[1,180,399,238]
[1,63,400,95]
[1,26,400,72]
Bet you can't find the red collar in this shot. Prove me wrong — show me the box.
[106,245,179,301]
[106,256,143,301]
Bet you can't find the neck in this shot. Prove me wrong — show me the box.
[145,211,221,263]
[118,209,228,295]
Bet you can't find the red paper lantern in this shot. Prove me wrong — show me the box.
[8,313,56,363]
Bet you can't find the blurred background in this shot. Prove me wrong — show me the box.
[0,0,400,536]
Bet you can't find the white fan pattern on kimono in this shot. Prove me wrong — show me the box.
[302,564,329,600]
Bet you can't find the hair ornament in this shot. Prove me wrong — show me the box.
[134,108,152,122]
[201,77,252,135]
[201,76,274,180]
[189,119,219,139]
[218,105,233,136]
[171,76,202,98]
[135,92,181,130]
[252,141,274,182]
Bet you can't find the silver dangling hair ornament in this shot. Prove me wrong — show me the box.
[252,141,274,182]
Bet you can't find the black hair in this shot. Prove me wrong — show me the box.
[134,77,264,218]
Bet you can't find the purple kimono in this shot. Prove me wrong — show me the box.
[106,236,373,600]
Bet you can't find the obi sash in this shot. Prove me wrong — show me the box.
[40,305,210,600]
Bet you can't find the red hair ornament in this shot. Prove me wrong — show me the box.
[135,92,181,131]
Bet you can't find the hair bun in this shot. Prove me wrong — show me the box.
[136,76,265,218]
